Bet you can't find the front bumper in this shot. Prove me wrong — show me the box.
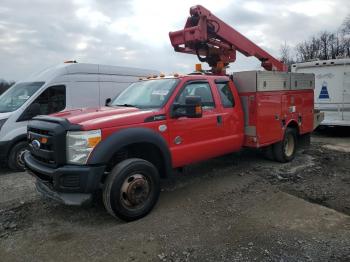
[24,152,106,205]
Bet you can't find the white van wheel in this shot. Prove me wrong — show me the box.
[8,141,28,171]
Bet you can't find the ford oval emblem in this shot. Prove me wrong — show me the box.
[32,140,41,150]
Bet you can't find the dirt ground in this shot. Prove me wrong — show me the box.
[0,127,349,262]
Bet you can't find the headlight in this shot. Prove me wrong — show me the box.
[0,118,7,131]
[66,130,101,165]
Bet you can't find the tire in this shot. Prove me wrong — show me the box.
[8,141,29,171]
[262,145,275,161]
[103,158,160,222]
[273,128,297,163]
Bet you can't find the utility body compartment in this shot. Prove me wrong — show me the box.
[232,71,315,148]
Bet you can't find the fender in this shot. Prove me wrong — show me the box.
[285,119,300,134]
[0,134,27,161]
[87,127,173,177]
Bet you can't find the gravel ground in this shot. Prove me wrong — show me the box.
[0,127,349,262]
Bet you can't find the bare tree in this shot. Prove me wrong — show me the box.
[280,41,295,70]
[294,15,350,62]
[0,80,15,95]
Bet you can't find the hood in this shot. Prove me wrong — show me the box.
[52,106,158,130]
[0,112,12,120]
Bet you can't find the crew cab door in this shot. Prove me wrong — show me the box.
[167,80,226,167]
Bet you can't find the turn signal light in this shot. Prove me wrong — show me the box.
[41,137,48,144]
[88,136,101,148]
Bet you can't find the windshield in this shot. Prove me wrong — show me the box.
[0,82,45,113]
[111,79,179,109]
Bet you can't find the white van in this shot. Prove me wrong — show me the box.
[0,62,158,170]
[292,58,350,126]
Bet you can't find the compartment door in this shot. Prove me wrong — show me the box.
[257,93,284,145]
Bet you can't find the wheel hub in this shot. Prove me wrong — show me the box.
[17,149,27,168]
[121,174,150,207]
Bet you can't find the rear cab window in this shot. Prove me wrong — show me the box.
[214,79,235,108]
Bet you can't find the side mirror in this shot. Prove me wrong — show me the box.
[172,96,202,118]
[17,103,41,122]
[105,98,112,106]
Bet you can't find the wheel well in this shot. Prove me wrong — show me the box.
[286,121,299,135]
[106,142,167,179]
[8,136,27,155]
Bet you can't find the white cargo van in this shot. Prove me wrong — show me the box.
[0,62,158,170]
[292,58,350,126]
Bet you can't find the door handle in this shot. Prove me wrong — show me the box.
[217,115,223,125]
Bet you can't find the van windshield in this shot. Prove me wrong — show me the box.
[111,79,179,109]
[0,82,45,113]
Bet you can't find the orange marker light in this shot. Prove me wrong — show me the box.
[41,137,48,144]
[195,64,202,71]
[195,105,202,115]
[88,136,101,148]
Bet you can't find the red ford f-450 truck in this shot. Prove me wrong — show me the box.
[24,5,322,221]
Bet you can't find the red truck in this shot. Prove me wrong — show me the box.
[24,5,321,221]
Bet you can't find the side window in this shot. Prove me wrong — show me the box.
[215,82,235,108]
[33,85,66,115]
[176,82,215,109]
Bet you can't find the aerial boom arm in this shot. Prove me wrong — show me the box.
[169,5,288,73]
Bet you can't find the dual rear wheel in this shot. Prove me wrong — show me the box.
[263,127,297,163]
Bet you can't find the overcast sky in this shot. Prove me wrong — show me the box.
[0,0,349,81]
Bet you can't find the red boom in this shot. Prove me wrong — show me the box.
[169,5,288,73]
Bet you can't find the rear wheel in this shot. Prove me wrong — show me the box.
[103,158,160,221]
[8,141,28,171]
[273,128,297,163]
[262,145,275,161]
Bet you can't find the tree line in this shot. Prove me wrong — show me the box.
[0,80,15,95]
[280,15,350,68]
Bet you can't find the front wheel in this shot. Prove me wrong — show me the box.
[273,128,297,163]
[8,141,29,171]
[103,158,160,221]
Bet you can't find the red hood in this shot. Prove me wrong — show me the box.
[52,106,158,130]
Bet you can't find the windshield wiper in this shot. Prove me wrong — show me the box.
[115,104,138,108]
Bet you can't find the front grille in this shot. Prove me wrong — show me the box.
[27,117,71,167]
[27,116,81,168]
[28,127,56,166]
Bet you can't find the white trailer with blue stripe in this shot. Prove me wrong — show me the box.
[292,58,350,126]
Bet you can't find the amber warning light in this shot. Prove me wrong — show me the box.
[195,64,202,71]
